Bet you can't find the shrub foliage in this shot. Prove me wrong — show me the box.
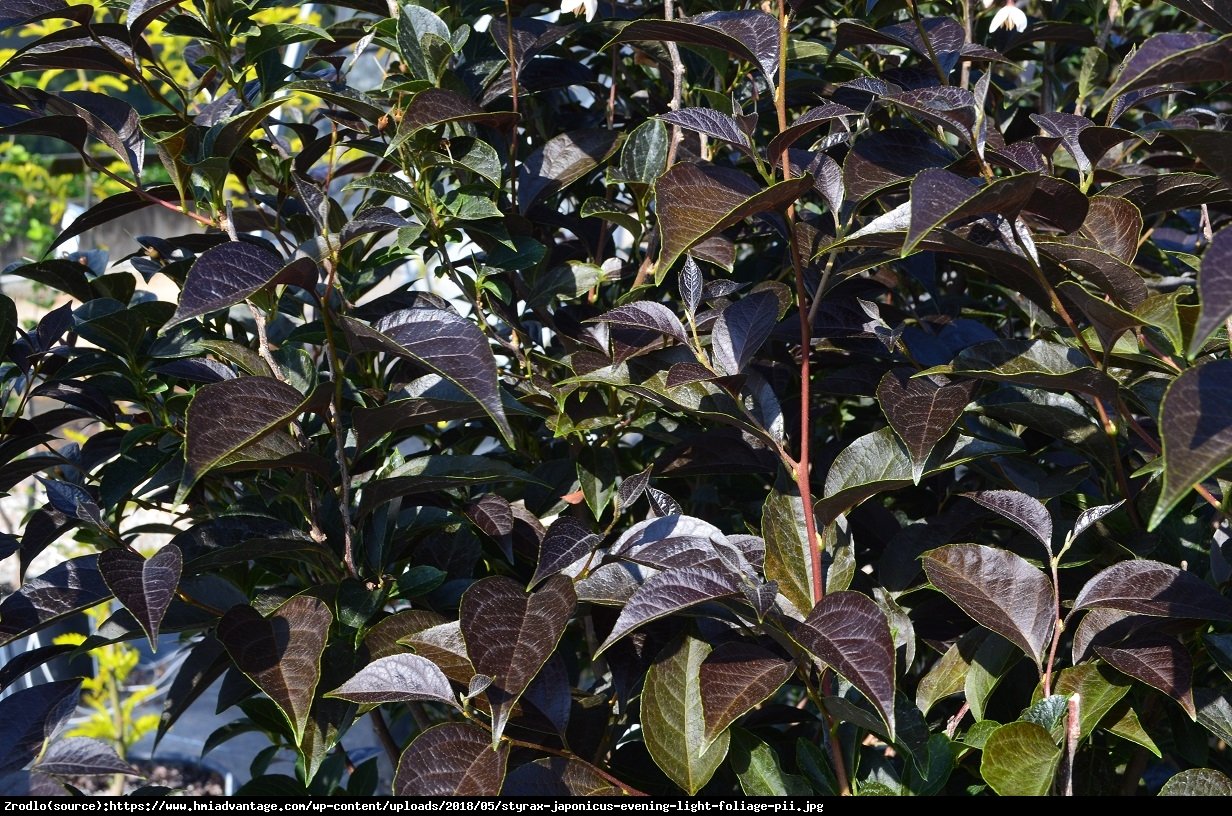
[2,0,1232,797]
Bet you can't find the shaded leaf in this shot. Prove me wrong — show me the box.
[398,88,516,139]
[700,641,793,745]
[961,490,1052,554]
[641,635,730,794]
[0,555,110,644]
[343,310,513,446]
[966,634,1020,721]
[729,728,812,795]
[326,654,458,709]
[932,338,1117,402]
[915,628,986,716]
[1191,225,1232,356]
[877,370,973,482]
[98,543,181,650]
[167,242,306,328]
[843,128,953,201]
[393,723,508,796]
[217,596,332,745]
[519,129,620,213]
[1104,32,1232,100]
[655,163,812,278]
[922,544,1054,667]
[0,679,80,774]
[460,576,575,744]
[503,757,624,796]
[596,567,738,655]
[32,737,135,776]
[1073,559,1232,620]
[980,721,1061,796]
[792,591,896,738]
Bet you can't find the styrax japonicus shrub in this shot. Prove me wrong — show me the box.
[1,0,1232,797]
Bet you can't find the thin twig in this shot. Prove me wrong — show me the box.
[369,709,400,765]
[663,0,685,168]
[1058,693,1082,796]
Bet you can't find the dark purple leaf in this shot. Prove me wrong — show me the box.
[217,596,332,744]
[0,679,80,773]
[882,87,977,145]
[52,187,187,255]
[167,242,293,328]
[611,11,779,85]
[150,358,234,383]
[402,621,474,685]
[768,104,857,165]
[655,163,812,278]
[98,543,181,649]
[647,487,682,517]
[616,466,653,515]
[35,477,103,529]
[326,654,458,709]
[712,291,779,376]
[960,490,1053,553]
[1022,176,1089,232]
[1073,559,1232,620]
[460,575,576,744]
[1153,361,1232,527]
[1057,281,1144,354]
[679,257,704,316]
[531,517,600,588]
[32,737,136,776]
[340,207,411,246]
[1102,172,1231,216]
[394,722,509,795]
[596,567,739,655]
[1038,239,1149,308]
[520,654,571,738]
[0,643,73,691]
[126,0,186,34]
[836,17,965,76]
[518,129,620,213]
[1161,0,1232,31]
[181,376,310,498]
[52,90,142,177]
[661,108,755,158]
[397,88,516,138]
[792,591,896,738]
[1104,32,1232,100]
[922,544,1054,667]
[343,310,513,446]
[592,302,688,344]
[1095,639,1195,717]
[1072,502,1125,540]
[575,563,640,605]
[905,169,1038,255]
[156,635,227,744]
[1191,226,1232,355]
[503,757,624,796]
[699,641,793,743]
[843,128,953,201]
[1031,112,1137,176]
[0,555,110,644]
[877,369,973,482]
[0,0,85,30]
[466,494,514,562]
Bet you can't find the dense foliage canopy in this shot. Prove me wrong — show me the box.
[2,0,1232,797]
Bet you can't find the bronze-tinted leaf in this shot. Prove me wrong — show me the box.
[592,302,689,344]
[932,338,1118,402]
[661,107,755,158]
[180,376,311,500]
[960,490,1053,553]
[877,369,973,482]
[518,129,620,213]
[343,310,513,446]
[1038,240,1148,308]
[1077,196,1142,264]
[922,544,1054,667]
[596,567,739,655]
[903,169,1038,256]
[1153,361,1232,528]
[460,575,576,744]
[641,634,730,794]
[1095,639,1195,717]
[326,654,459,709]
[98,543,181,650]
[1102,172,1231,215]
[699,641,793,744]
[1190,225,1232,355]
[0,555,110,644]
[403,620,474,684]
[655,163,811,278]
[397,88,517,139]
[768,103,857,165]
[792,591,896,738]
[531,517,600,588]
[1072,559,1232,620]
[32,737,136,777]
[1031,112,1137,175]
[217,596,332,745]
[393,722,508,795]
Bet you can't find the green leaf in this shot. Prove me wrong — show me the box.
[641,634,731,794]
[761,484,818,614]
[1159,768,1232,796]
[1104,701,1161,757]
[217,596,332,746]
[916,629,986,716]
[617,118,669,185]
[979,721,1062,796]
[965,633,1019,722]
[728,729,812,795]
[1038,663,1131,740]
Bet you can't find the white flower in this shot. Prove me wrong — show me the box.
[990,0,1028,31]
[560,0,598,22]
